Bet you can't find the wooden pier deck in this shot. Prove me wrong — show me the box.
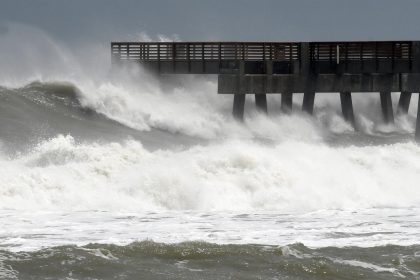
[111,41,420,140]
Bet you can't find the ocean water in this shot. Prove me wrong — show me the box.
[0,24,420,279]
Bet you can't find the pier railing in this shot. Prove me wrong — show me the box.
[111,42,300,61]
[311,42,412,73]
[111,41,417,74]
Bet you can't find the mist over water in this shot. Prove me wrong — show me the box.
[1,22,420,279]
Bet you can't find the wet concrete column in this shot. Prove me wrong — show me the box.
[255,94,268,114]
[233,94,246,120]
[380,92,394,124]
[300,42,315,115]
[233,61,246,121]
[302,91,316,115]
[416,94,420,142]
[397,91,412,115]
[340,92,356,129]
[281,92,293,114]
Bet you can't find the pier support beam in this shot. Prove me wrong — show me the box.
[340,92,356,129]
[397,91,412,115]
[281,92,293,114]
[233,94,246,121]
[416,94,420,142]
[302,91,315,115]
[380,92,394,124]
[255,94,268,114]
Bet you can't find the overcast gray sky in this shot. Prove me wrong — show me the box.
[1,0,420,45]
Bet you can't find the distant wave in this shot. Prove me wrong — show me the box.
[0,81,200,152]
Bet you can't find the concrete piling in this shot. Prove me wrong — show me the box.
[340,92,356,129]
[233,94,246,121]
[380,92,394,124]
[281,92,293,114]
[302,91,315,115]
[397,91,412,115]
[255,94,268,113]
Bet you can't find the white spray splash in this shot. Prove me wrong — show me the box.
[1,135,420,212]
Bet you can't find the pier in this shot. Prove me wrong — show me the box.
[111,41,420,141]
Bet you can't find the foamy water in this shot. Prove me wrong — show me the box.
[1,22,420,279]
[1,208,420,252]
[2,135,420,213]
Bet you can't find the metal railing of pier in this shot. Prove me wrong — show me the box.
[111,42,300,61]
[111,41,412,62]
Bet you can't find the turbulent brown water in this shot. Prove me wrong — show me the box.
[1,242,419,280]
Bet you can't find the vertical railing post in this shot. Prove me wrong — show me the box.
[270,43,273,60]
[317,43,320,61]
[392,42,395,71]
[298,43,301,71]
[360,42,364,72]
[218,43,222,69]
[172,43,176,72]
[345,42,348,72]
[117,44,121,62]
[289,43,293,73]
[202,43,205,72]
[329,43,333,71]
[140,44,143,60]
[375,42,378,72]
[111,43,116,66]
[157,44,160,73]
[263,43,266,61]
[409,42,413,71]
[187,43,191,73]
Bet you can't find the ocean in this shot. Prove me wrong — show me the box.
[1,26,420,279]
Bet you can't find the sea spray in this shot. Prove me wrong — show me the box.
[1,135,420,212]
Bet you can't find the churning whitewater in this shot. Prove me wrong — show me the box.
[0,79,420,279]
[1,81,420,213]
[1,24,420,279]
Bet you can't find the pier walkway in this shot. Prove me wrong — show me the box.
[111,41,420,140]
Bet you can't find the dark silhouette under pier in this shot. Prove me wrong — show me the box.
[111,41,420,141]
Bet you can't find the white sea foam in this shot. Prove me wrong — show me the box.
[1,135,420,212]
[1,208,420,252]
[333,259,405,277]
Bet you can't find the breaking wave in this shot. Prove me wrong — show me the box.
[1,131,420,212]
